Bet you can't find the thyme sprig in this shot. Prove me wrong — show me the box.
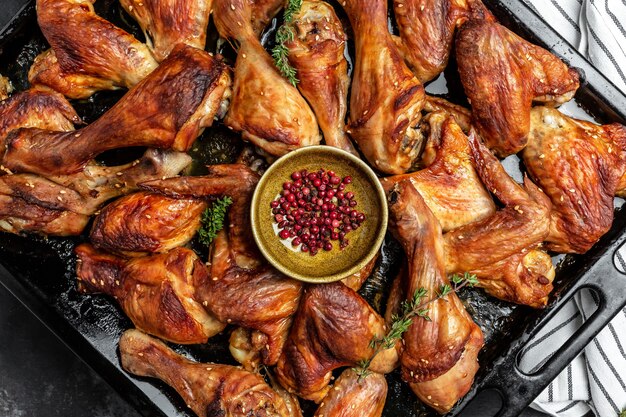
[271,0,302,86]
[198,196,233,246]
[353,272,478,380]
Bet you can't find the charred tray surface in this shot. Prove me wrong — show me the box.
[1,0,626,416]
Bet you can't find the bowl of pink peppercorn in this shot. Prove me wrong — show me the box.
[250,145,388,283]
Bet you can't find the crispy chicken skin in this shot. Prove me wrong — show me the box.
[251,0,285,36]
[213,0,321,156]
[523,107,626,253]
[32,0,158,99]
[77,246,225,344]
[383,112,495,232]
[0,149,190,236]
[120,0,211,61]
[393,0,469,82]
[0,88,80,145]
[286,1,356,155]
[275,282,398,403]
[469,248,555,308]
[5,45,231,176]
[423,95,472,132]
[90,191,206,256]
[140,164,303,366]
[444,132,552,273]
[313,369,387,417]
[119,329,291,416]
[456,16,579,157]
[339,0,425,174]
[387,180,483,413]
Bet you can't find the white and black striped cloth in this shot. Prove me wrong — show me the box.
[517,1,626,416]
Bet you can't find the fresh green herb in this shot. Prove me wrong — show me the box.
[354,273,478,380]
[271,0,302,86]
[198,196,233,246]
[619,409,626,417]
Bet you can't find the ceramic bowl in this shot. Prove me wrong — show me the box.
[250,146,387,283]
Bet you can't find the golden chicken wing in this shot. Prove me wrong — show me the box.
[456,15,579,156]
[382,112,495,232]
[313,368,387,417]
[77,246,225,344]
[444,132,552,273]
[523,107,626,253]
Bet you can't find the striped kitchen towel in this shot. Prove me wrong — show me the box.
[522,0,626,93]
[517,1,626,416]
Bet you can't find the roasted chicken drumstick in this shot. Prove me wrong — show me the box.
[4,45,231,176]
[339,0,425,174]
[119,329,291,416]
[31,0,158,99]
[388,180,483,413]
[285,1,356,154]
[213,0,321,156]
[0,149,190,236]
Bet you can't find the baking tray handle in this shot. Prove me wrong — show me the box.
[457,235,626,417]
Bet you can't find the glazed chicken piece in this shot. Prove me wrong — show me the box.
[275,282,398,403]
[140,164,303,366]
[456,15,579,157]
[339,0,425,174]
[31,0,158,99]
[0,149,190,236]
[313,368,387,417]
[213,0,321,156]
[523,107,626,253]
[382,112,495,232]
[251,0,285,36]
[444,131,552,273]
[119,0,211,61]
[0,75,13,101]
[285,1,356,154]
[387,180,483,413]
[0,88,80,146]
[5,45,231,176]
[469,248,555,308]
[119,329,291,416]
[393,0,469,82]
[77,246,225,344]
[90,191,206,256]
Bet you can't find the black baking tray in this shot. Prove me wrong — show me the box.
[1,1,626,416]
